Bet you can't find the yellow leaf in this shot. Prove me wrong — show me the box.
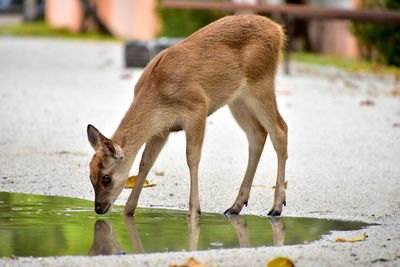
[267,257,294,267]
[272,181,288,189]
[124,175,156,189]
[336,233,368,242]
[124,175,137,188]
[169,257,213,267]
[252,185,270,188]
[155,171,165,176]
[253,181,288,189]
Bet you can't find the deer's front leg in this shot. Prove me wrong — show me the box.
[187,216,200,251]
[184,115,206,219]
[124,134,169,216]
[124,216,145,253]
[268,217,285,246]
[225,214,251,247]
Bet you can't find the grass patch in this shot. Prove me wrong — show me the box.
[0,21,120,41]
[292,51,400,76]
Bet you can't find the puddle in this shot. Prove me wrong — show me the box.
[0,192,372,257]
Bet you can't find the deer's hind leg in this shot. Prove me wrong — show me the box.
[224,98,267,215]
[247,80,288,216]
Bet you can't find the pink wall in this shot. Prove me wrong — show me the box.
[106,0,159,40]
[45,0,159,40]
[46,0,82,32]
[308,20,359,58]
[307,0,360,58]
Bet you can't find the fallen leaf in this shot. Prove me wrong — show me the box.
[252,185,270,188]
[272,181,288,189]
[391,89,400,96]
[253,181,288,189]
[336,232,368,242]
[277,90,291,95]
[267,257,294,267]
[393,122,400,128]
[124,175,156,189]
[360,99,375,106]
[344,81,358,89]
[169,257,214,267]
[155,171,165,176]
[75,163,81,167]
[120,73,132,79]
[371,258,389,263]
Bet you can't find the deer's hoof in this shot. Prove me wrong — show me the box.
[267,208,282,217]
[124,208,136,217]
[187,209,201,219]
[224,207,240,216]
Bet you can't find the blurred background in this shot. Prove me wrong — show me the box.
[0,0,399,71]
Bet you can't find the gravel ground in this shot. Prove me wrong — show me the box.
[0,36,399,266]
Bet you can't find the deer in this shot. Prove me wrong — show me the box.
[87,14,288,219]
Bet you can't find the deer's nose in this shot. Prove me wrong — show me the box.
[95,203,104,214]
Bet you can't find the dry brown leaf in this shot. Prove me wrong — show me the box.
[336,232,368,242]
[169,257,213,267]
[391,89,400,96]
[393,122,400,128]
[124,175,156,189]
[344,81,358,89]
[120,73,132,80]
[360,99,375,106]
[267,257,295,267]
[253,181,288,189]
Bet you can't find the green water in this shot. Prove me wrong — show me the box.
[0,192,371,257]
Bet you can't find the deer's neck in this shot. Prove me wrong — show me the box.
[111,100,154,159]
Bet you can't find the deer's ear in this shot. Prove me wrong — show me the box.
[87,124,124,160]
[87,124,102,150]
[100,137,124,160]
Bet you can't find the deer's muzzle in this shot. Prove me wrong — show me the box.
[95,202,111,214]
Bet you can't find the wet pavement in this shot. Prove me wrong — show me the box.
[0,192,372,257]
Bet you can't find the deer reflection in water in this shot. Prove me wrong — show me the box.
[88,220,125,256]
[88,215,285,255]
[225,214,285,248]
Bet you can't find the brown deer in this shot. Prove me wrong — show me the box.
[87,15,288,218]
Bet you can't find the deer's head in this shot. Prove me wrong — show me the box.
[87,124,127,214]
[88,220,125,255]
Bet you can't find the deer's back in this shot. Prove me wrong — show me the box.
[181,15,283,77]
[135,15,284,114]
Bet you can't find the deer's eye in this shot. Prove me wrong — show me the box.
[101,175,111,184]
